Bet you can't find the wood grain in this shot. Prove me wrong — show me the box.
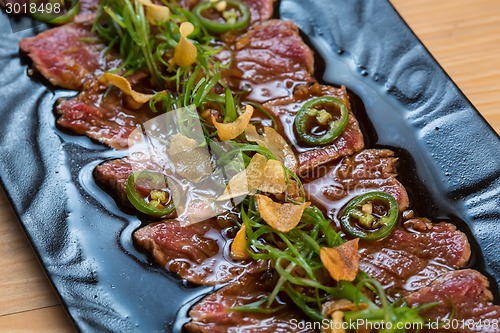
[0,189,77,332]
[0,0,499,331]
[392,0,500,133]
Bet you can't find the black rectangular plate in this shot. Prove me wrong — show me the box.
[0,0,499,331]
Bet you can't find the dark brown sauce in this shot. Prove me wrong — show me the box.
[302,161,359,228]
[244,79,306,103]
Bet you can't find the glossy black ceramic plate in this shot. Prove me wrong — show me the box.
[0,0,499,331]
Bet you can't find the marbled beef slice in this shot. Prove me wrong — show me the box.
[94,154,161,208]
[223,19,315,103]
[185,273,316,332]
[325,149,407,211]
[406,269,500,333]
[19,22,116,90]
[306,149,470,298]
[305,149,407,215]
[360,218,471,298]
[133,220,266,285]
[265,84,365,174]
[56,80,157,149]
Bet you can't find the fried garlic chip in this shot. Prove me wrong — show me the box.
[274,179,302,202]
[321,299,368,317]
[259,159,287,194]
[173,22,197,67]
[230,225,251,260]
[213,105,254,141]
[255,194,310,232]
[218,153,266,200]
[218,169,250,200]
[331,311,346,333]
[167,134,212,182]
[137,0,170,25]
[248,154,269,192]
[218,154,289,200]
[100,73,154,104]
[320,238,359,282]
[245,124,262,143]
[245,124,297,172]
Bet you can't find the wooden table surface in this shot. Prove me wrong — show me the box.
[1,0,499,332]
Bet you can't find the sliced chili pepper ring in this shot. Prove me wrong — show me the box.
[340,191,399,241]
[125,171,178,217]
[193,0,250,34]
[31,0,80,25]
[294,96,349,146]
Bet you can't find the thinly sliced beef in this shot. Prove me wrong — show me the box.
[21,2,281,149]
[406,269,500,333]
[185,273,316,332]
[242,0,277,25]
[57,83,155,149]
[19,22,116,90]
[21,21,154,148]
[74,1,100,23]
[94,154,161,208]
[78,0,99,15]
[359,218,471,298]
[305,149,409,213]
[134,220,266,285]
[306,149,469,298]
[265,84,364,174]
[223,20,315,102]
[19,11,152,149]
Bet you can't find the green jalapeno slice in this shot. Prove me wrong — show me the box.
[31,0,80,25]
[294,96,349,146]
[340,191,399,241]
[125,171,178,217]
[193,0,250,34]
